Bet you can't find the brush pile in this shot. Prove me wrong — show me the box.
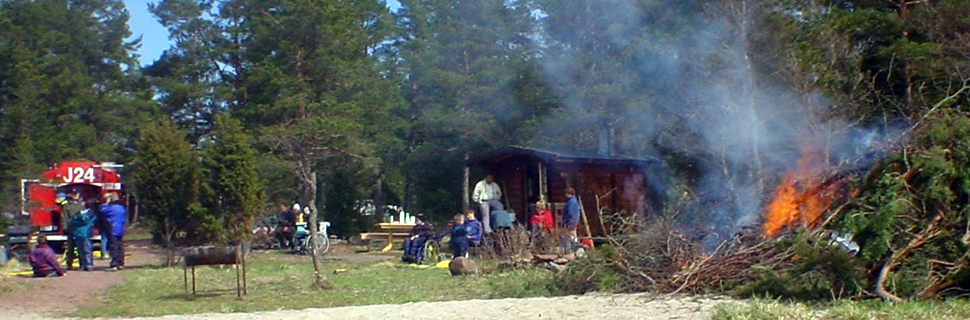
[595,116,970,301]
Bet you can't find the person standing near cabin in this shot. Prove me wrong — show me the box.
[562,188,581,245]
[101,193,127,271]
[60,189,85,270]
[472,175,502,234]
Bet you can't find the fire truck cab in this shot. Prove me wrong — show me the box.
[19,161,124,249]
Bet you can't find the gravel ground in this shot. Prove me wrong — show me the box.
[7,293,738,320]
[102,294,732,320]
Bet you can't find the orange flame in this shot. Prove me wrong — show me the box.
[762,149,840,238]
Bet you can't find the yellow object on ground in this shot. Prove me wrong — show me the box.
[381,242,393,252]
[435,260,451,269]
[4,270,33,276]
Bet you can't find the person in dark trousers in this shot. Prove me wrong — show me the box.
[450,214,469,258]
[29,236,66,277]
[472,175,502,234]
[60,189,85,270]
[489,205,514,258]
[101,193,127,271]
[278,203,297,249]
[562,187,581,248]
[402,215,434,262]
[70,201,98,271]
[96,198,112,260]
[464,209,483,247]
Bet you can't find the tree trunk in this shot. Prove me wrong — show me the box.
[462,152,470,210]
[404,171,414,215]
[130,192,139,224]
[373,171,385,224]
[307,172,332,289]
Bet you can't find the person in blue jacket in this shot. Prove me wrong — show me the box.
[562,187,581,246]
[101,193,127,271]
[70,202,98,271]
[463,209,483,247]
[450,214,469,258]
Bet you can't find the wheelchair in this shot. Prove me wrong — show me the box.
[294,221,331,258]
[402,234,444,265]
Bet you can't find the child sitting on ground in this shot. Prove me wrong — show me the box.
[450,214,469,259]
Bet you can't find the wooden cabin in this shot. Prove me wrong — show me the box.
[466,146,658,238]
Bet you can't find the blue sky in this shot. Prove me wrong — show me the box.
[123,0,402,66]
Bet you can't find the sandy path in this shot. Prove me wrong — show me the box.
[111,294,735,320]
[1,239,161,318]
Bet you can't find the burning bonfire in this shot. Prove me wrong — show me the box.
[605,145,872,296]
[762,149,847,239]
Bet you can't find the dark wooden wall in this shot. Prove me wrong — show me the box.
[479,157,649,238]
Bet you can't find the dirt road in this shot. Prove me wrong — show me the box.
[107,294,733,320]
[0,239,161,319]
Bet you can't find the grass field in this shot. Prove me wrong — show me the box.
[71,251,559,318]
[712,298,970,320]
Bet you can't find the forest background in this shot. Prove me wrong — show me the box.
[1,0,969,254]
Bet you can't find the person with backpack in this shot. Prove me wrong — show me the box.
[60,189,85,269]
[70,201,98,271]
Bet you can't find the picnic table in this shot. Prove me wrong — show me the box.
[360,223,415,252]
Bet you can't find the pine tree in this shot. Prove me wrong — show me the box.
[394,0,539,211]
[0,0,153,207]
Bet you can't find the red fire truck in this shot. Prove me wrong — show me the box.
[18,161,125,249]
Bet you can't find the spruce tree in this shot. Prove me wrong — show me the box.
[201,114,265,244]
[131,120,203,264]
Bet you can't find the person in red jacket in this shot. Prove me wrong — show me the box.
[528,201,554,233]
[29,236,66,277]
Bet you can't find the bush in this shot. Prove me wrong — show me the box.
[554,244,630,295]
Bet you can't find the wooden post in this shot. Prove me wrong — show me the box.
[463,153,470,210]
[183,265,189,299]
[236,263,241,298]
[242,254,247,295]
[191,266,196,294]
[577,196,593,239]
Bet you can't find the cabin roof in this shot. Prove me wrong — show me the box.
[467,146,658,167]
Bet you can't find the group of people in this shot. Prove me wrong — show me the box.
[401,174,584,262]
[474,174,582,246]
[256,202,311,251]
[29,189,127,277]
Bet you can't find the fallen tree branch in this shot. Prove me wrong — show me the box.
[874,211,946,302]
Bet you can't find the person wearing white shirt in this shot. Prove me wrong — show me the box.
[472,175,502,233]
